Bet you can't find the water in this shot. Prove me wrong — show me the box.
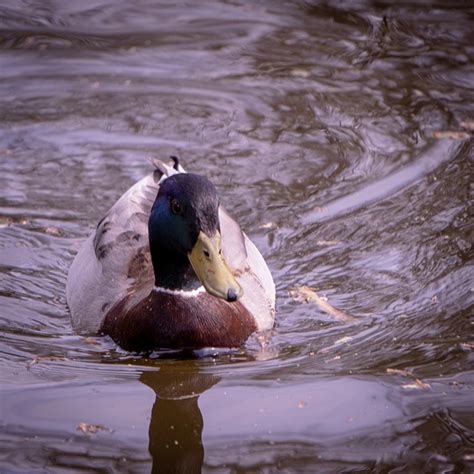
[1,1,473,471]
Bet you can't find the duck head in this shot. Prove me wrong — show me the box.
[148,173,242,303]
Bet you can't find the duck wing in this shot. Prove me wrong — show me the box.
[219,207,276,330]
[67,167,163,333]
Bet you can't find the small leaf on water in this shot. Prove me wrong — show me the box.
[432,131,470,139]
[460,121,474,130]
[43,226,62,236]
[402,379,431,390]
[386,368,412,377]
[83,337,101,346]
[316,240,342,246]
[27,356,66,369]
[76,423,112,434]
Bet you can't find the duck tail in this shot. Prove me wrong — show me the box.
[149,156,187,181]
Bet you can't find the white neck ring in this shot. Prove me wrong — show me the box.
[153,285,206,298]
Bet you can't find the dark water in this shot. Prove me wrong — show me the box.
[1,1,473,472]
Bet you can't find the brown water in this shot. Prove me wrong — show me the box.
[1,1,473,472]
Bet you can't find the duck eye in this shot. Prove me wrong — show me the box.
[170,198,183,215]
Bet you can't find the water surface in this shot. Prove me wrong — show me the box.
[1,1,473,472]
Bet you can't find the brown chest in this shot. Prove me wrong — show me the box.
[101,290,256,352]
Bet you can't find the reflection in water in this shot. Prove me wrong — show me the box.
[140,365,219,473]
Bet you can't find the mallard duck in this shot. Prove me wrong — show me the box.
[66,158,275,351]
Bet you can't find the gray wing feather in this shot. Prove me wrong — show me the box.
[67,169,162,333]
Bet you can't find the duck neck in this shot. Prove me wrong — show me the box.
[150,249,202,291]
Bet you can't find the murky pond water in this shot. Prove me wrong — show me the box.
[1,1,473,471]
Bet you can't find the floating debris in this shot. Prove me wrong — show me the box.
[401,379,431,390]
[432,131,470,139]
[0,216,30,228]
[290,68,310,78]
[460,121,474,130]
[76,423,113,434]
[27,355,67,369]
[387,368,431,389]
[310,206,327,213]
[259,222,275,230]
[0,217,12,228]
[43,226,62,236]
[316,240,341,246]
[289,286,354,322]
[83,337,101,346]
[386,368,413,377]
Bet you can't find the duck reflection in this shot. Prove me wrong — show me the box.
[139,363,220,473]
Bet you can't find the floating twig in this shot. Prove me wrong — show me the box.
[289,286,354,322]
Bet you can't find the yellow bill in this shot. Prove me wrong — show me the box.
[188,231,243,302]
